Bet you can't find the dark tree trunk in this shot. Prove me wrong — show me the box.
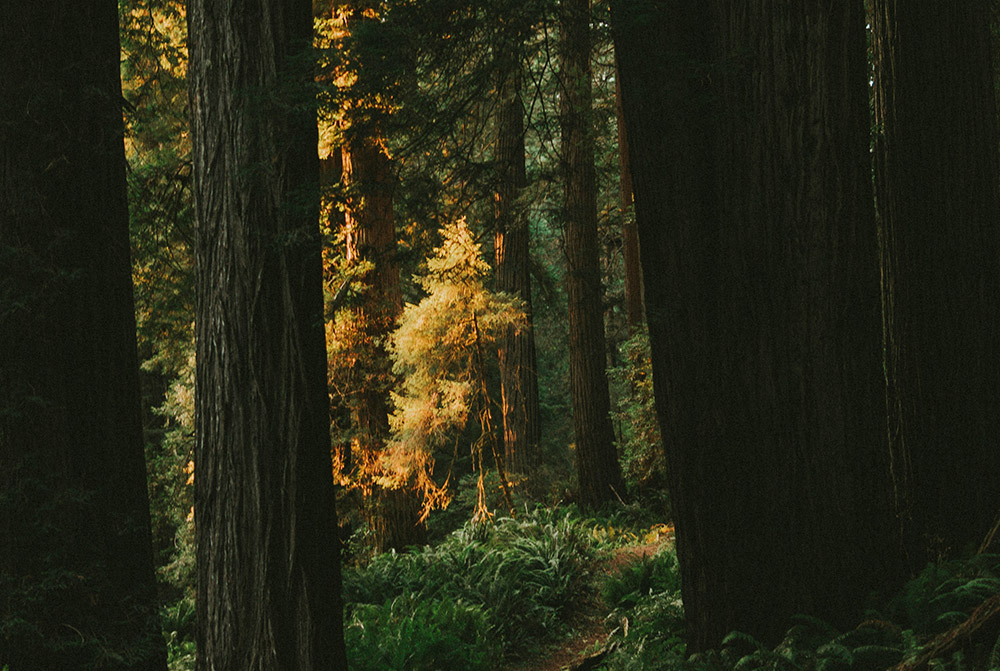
[872,0,1000,562]
[614,59,644,333]
[560,0,626,508]
[188,0,347,668]
[494,66,543,478]
[613,0,905,649]
[0,3,165,669]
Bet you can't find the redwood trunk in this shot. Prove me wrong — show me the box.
[560,0,627,507]
[613,0,904,649]
[188,0,347,667]
[340,128,427,552]
[872,0,1000,561]
[0,3,164,668]
[614,59,644,333]
[494,67,542,478]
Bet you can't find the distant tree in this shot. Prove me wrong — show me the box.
[0,3,165,669]
[388,218,525,521]
[321,2,427,554]
[187,0,347,666]
[494,35,543,479]
[560,0,626,507]
[613,0,905,649]
[339,125,426,551]
[872,0,1000,561]
[614,58,643,334]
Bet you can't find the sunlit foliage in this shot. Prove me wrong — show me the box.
[387,218,525,521]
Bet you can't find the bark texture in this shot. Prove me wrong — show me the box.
[613,0,905,649]
[872,0,1000,561]
[0,3,165,669]
[188,0,347,667]
[494,66,542,478]
[560,0,627,507]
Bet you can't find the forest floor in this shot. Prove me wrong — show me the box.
[505,533,674,671]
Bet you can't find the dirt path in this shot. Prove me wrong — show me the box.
[505,532,674,671]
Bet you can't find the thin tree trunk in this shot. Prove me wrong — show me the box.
[614,58,644,333]
[560,0,626,508]
[494,65,543,479]
[188,0,347,667]
[613,0,905,649]
[0,3,165,668]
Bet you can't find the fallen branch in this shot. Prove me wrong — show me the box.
[892,593,1000,671]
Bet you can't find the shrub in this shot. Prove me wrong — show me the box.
[601,546,687,671]
[607,328,668,511]
[345,596,497,671]
[344,506,598,658]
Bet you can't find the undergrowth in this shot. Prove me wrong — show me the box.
[597,553,1000,671]
[159,510,1000,671]
[600,546,686,671]
[343,506,605,669]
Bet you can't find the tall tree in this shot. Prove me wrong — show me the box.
[872,1,1000,561]
[560,0,626,507]
[322,3,427,553]
[612,0,905,649]
[187,0,347,667]
[0,3,165,668]
[614,58,644,333]
[339,124,426,551]
[494,57,543,478]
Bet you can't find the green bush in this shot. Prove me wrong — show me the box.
[162,595,196,671]
[602,547,681,611]
[600,546,687,671]
[884,554,1000,638]
[344,506,598,657]
[608,328,668,511]
[346,596,497,671]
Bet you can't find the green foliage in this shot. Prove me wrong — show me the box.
[595,551,1000,671]
[602,547,681,611]
[162,596,196,671]
[120,3,197,663]
[144,354,195,593]
[608,327,667,504]
[600,546,686,671]
[884,554,1000,638]
[708,618,907,671]
[344,506,597,659]
[120,0,193,378]
[345,596,497,671]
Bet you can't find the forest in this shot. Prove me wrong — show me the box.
[3,0,1000,670]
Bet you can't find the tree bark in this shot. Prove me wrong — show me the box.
[872,0,1000,562]
[560,0,627,508]
[188,0,347,667]
[0,3,165,669]
[613,0,905,649]
[614,58,644,333]
[494,65,543,478]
